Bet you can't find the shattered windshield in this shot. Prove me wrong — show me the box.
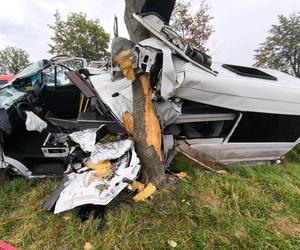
[16,59,48,79]
[0,84,25,110]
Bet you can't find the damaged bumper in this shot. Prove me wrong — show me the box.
[46,147,140,214]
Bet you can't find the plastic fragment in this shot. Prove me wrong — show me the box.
[133,182,156,202]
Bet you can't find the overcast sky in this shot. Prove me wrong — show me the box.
[0,0,299,65]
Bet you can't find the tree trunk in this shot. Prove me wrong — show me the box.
[124,0,165,187]
[124,0,149,43]
[132,74,165,186]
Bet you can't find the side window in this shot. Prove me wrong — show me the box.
[56,66,71,86]
[61,59,84,71]
[42,65,72,87]
[43,66,55,87]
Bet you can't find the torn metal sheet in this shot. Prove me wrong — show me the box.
[69,128,98,152]
[90,139,133,163]
[54,148,140,214]
[138,37,176,100]
[154,100,181,128]
[43,176,71,211]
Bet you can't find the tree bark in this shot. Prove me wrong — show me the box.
[124,0,150,43]
[124,0,165,187]
[132,74,165,187]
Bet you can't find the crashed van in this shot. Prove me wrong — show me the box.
[0,56,141,213]
[1,11,300,212]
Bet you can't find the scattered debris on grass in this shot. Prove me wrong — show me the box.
[83,242,94,250]
[167,240,178,248]
[133,183,157,202]
[173,171,190,179]
[129,181,145,192]
[63,216,71,222]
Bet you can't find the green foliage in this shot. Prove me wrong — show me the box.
[2,151,300,249]
[254,13,300,78]
[0,46,29,74]
[48,12,110,61]
[170,0,214,52]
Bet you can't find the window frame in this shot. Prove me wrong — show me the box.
[223,64,277,81]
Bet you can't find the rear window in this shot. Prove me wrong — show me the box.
[0,80,8,85]
[223,64,277,81]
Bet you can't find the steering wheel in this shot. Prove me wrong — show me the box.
[16,102,35,121]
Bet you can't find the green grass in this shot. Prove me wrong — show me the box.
[1,148,300,249]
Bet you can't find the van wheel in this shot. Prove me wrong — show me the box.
[0,168,21,182]
[0,168,10,182]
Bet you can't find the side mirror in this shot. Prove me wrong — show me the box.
[113,15,119,37]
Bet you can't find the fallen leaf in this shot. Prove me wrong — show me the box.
[130,181,145,192]
[84,242,93,250]
[174,172,190,179]
[63,216,71,222]
[133,183,156,202]
[167,240,177,248]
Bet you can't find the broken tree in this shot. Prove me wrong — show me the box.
[121,0,175,187]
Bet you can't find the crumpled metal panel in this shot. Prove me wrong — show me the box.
[69,128,98,152]
[90,139,133,164]
[153,100,181,128]
[138,37,176,100]
[54,148,140,214]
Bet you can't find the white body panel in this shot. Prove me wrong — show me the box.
[175,61,300,116]
[54,148,140,214]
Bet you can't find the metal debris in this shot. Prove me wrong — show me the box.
[90,139,133,163]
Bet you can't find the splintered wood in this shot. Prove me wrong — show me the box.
[122,111,134,135]
[140,74,163,161]
[122,74,163,160]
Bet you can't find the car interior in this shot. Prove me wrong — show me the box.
[2,62,124,176]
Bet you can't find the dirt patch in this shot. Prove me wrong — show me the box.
[188,189,219,207]
[201,193,219,207]
[235,226,248,239]
[271,216,300,237]
[272,202,287,212]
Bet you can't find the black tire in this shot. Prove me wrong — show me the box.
[0,168,11,182]
[0,167,21,182]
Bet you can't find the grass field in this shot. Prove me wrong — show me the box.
[1,147,300,249]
